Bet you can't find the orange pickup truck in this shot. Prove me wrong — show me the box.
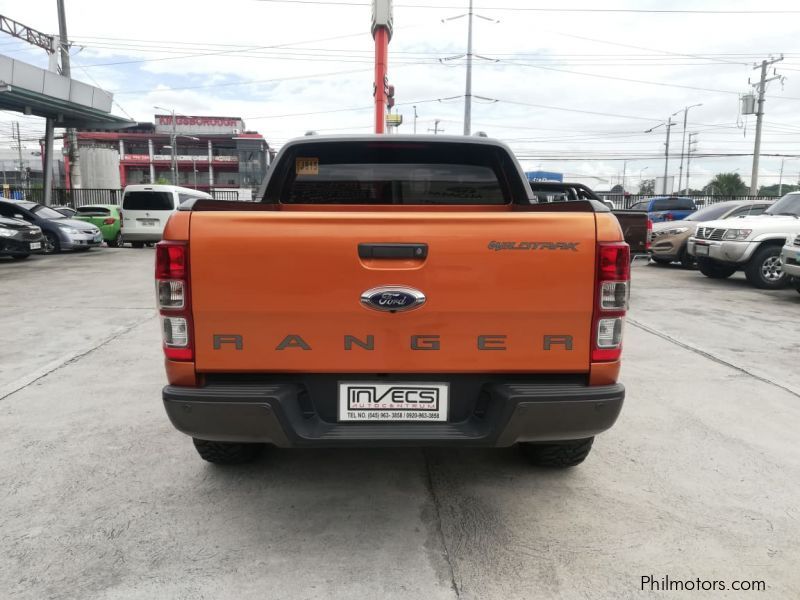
[157,135,628,467]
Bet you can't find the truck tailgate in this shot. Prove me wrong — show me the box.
[190,211,597,373]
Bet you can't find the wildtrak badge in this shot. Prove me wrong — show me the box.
[488,241,580,251]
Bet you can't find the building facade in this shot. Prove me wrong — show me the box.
[69,115,271,192]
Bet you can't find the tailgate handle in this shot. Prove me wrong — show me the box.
[358,243,428,259]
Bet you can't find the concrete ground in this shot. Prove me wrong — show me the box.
[1,250,799,600]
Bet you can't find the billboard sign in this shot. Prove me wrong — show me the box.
[525,170,563,182]
[154,115,245,135]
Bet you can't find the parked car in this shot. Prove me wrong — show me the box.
[53,206,77,218]
[650,200,772,268]
[0,215,44,260]
[687,192,800,289]
[528,181,650,255]
[121,185,212,248]
[780,232,800,294]
[0,200,103,254]
[72,204,124,247]
[628,196,697,222]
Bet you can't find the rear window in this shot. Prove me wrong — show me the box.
[123,191,174,211]
[76,206,111,216]
[265,142,524,205]
[652,197,696,211]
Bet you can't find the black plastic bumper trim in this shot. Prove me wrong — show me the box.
[162,381,624,447]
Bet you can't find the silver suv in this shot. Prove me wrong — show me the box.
[687,192,800,289]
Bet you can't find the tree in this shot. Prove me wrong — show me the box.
[703,172,748,197]
[639,178,655,194]
[757,183,800,197]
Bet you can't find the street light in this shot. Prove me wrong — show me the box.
[677,103,703,193]
[154,106,200,186]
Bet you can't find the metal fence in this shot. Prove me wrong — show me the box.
[0,187,243,206]
[599,194,777,210]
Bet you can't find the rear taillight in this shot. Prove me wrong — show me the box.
[155,241,193,361]
[592,242,630,362]
[119,211,123,228]
[103,217,115,225]
[646,219,653,251]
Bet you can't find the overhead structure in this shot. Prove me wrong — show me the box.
[0,56,132,128]
[0,11,134,203]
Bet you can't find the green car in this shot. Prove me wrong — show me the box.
[72,204,124,247]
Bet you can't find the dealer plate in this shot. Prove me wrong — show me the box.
[29,242,41,250]
[338,382,449,422]
[696,244,709,256]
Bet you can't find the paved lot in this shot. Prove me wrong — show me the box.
[1,250,799,599]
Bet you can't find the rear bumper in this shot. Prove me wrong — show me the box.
[123,231,163,242]
[162,380,625,447]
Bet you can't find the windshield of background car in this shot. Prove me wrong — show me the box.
[685,202,739,221]
[764,193,800,216]
[123,192,175,210]
[29,204,67,220]
[265,142,526,205]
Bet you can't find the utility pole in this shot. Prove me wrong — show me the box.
[686,133,698,194]
[413,105,418,134]
[463,0,473,135]
[749,55,784,194]
[645,117,676,194]
[57,0,82,189]
[677,103,702,193]
[621,160,627,192]
[778,158,785,197]
[13,122,25,187]
[428,120,443,135]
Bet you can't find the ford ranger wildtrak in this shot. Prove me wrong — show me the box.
[157,136,629,468]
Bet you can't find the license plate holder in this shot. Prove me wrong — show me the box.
[29,242,41,250]
[338,382,449,422]
[138,219,158,227]
[695,244,709,256]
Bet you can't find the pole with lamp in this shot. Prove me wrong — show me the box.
[677,103,702,194]
[639,166,649,192]
[161,135,200,187]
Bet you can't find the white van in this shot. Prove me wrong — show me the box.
[121,185,212,247]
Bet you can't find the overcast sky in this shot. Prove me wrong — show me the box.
[2,0,800,191]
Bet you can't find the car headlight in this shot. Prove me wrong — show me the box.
[723,229,752,241]
[665,227,689,235]
[0,227,16,238]
[59,226,81,236]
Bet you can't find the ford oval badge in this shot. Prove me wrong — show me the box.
[361,286,426,313]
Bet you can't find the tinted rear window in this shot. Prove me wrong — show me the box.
[76,206,111,216]
[653,197,696,211]
[265,142,524,205]
[123,192,174,210]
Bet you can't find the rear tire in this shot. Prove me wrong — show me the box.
[108,232,123,248]
[131,241,145,249]
[519,437,594,468]
[192,438,264,464]
[744,245,787,290]
[697,258,736,279]
[11,254,30,260]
